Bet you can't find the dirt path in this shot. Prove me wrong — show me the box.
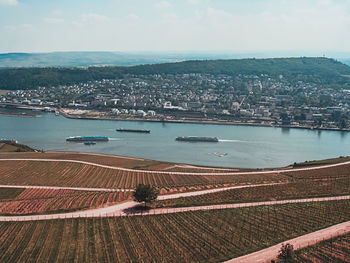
[1,158,349,175]
[1,194,349,222]
[226,220,350,263]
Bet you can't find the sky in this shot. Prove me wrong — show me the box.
[1,0,350,53]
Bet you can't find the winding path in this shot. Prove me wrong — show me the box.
[1,158,350,175]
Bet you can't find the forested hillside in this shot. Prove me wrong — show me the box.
[1,57,350,90]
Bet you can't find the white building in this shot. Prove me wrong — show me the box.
[136,110,146,117]
[111,108,120,115]
[147,110,156,116]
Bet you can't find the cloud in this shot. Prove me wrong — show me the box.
[126,13,139,20]
[0,0,18,5]
[44,18,65,24]
[188,0,199,4]
[154,1,172,9]
[79,13,111,23]
[1,0,350,52]
[52,10,62,16]
[3,24,33,32]
[162,13,178,20]
[207,7,233,20]
[20,24,33,30]
[3,25,16,31]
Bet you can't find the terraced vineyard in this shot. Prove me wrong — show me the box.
[0,188,131,215]
[286,163,350,179]
[293,232,350,262]
[0,200,349,262]
[1,152,350,261]
[0,160,288,189]
[153,177,350,207]
[0,152,238,172]
[0,152,149,168]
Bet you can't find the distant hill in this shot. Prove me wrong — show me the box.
[1,51,350,68]
[0,52,168,68]
[0,51,246,68]
[0,57,350,90]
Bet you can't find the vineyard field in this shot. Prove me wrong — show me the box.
[154,178,350,208]
[0,151,282,173]
[0,152,232,172]
[0,160,288,189]
[293,232,350,262]
[0,188,131,215]
[0,200,350,262]
[0,152,147,168]
[286,163,350,179]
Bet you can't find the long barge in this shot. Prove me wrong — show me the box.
[116,128,150,133]
[0,139,18,144]
[176,136,219,142]
[66,136,109,142]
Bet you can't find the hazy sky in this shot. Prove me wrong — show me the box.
[1,0,350,53]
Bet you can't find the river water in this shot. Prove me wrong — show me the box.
[1,109,350,168]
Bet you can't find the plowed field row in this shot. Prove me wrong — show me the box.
[286,163,350,179]
[0,152,238,172]
[294,232,350,262]
[154,177,350,208]
[0,188,131,215]
[0,160,287,189]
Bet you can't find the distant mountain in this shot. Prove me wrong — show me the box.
[1,57,350,91]
[1,51,350,68]
[0,52,168,68]
[0,51,251,68]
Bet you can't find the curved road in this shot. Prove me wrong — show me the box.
[1,158,350,175]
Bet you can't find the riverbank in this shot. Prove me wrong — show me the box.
[59,108,350,132]
[0,112,41,118]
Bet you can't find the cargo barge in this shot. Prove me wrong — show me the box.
[66,136,109,142]
[84,141,96,145]
[175,136,219,142]
[0,139,18,144]
[116,128,150,133]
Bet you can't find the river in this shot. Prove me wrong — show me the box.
[1,109,350,168]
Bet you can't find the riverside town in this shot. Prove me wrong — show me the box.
[2,69,350,131]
